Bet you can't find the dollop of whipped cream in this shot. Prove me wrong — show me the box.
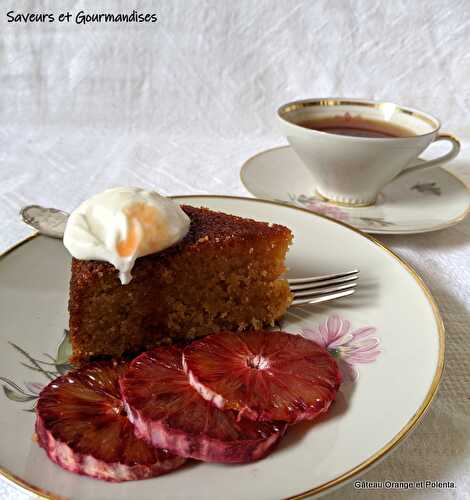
[63,187,190,285]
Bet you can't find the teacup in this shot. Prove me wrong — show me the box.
[278,98,460,206]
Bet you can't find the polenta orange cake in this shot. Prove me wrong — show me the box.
[64,188,292,363]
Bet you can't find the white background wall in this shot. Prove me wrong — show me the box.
[3,0,470,134]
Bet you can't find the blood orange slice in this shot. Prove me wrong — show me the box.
[183,330,341,423]
[120,346,287,463]
[36,361,186,482]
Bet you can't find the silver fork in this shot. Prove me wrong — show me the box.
[288,269,359,306]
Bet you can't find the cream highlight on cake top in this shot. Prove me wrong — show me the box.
[63,187,190,285]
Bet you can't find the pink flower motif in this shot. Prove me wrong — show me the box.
[24,382,45,395]
[304,200,350,223]
[301,314,380,382]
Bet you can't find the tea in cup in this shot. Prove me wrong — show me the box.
[278,98,460,206]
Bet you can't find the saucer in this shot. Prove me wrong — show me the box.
[240,145,470,234]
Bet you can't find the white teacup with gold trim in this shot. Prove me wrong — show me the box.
[278,98,460,207]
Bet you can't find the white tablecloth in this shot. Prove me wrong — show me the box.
[1,1,470,498]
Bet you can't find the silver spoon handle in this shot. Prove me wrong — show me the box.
[20,205,69,239]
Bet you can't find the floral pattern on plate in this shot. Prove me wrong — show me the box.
[300,314,380,382]
[1,314,380,411]
[0,331,72,411]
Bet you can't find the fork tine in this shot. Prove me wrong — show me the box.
[291,288,355,306]
[292,282,357,298]
[289,273,358,291]
[287,269,359,285]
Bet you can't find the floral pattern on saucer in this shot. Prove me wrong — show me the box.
[287,194,350,222]
[410,182,441,196]
[286,193,396,228]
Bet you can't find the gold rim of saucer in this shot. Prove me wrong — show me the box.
[315,190,378,208]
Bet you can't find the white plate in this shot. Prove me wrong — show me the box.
[241,145,470,234]
[0,196,443,499]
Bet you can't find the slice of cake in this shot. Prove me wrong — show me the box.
[65,190,292,364]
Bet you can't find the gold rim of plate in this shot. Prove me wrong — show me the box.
[240,145,470,232]
[0,196,445,500]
